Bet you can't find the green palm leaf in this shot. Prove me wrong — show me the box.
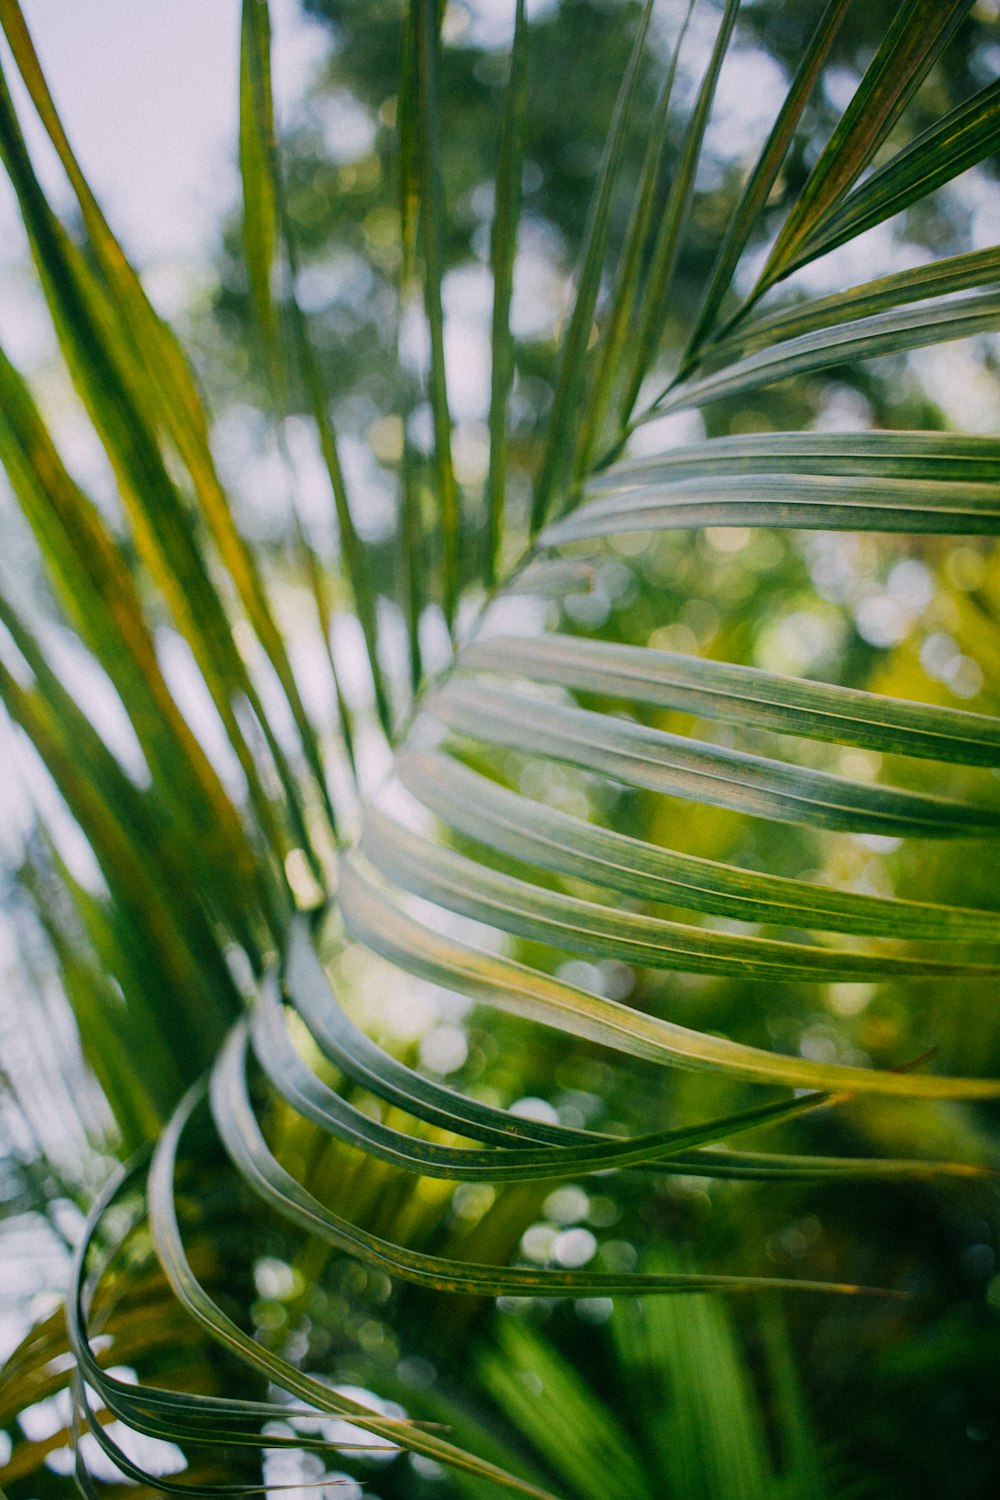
[3,0,1000,1493]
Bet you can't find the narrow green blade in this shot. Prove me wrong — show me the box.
[463,632,1000,764]
[414,0,460,626]
[483,1319,654,1500]
[0,612,240,1070]
[253,978,838,1180]
[430,681,1000,838]
[361,806,1000,982]
[754,0,973,295]
[397,0,425,691]
[590,430,1000,491]
[149,1097,564,1496]
[530,0,657,533]
[338,856,1000,1098]
[399,750,1000,941]
[543,469,1000,542]
[0,340,276,932]
[571,0,695,484]
[211,1022,881,1293]
[484,0,527,586]
[239,0,391,747]
[78,1158,550,1495]
[651,289,1000,419]
[1,0,341,826]
[284,923,987,1179]
[616,0,740,428]
[707,244,1000,367]
[681,0,852,368]
[0,55,316,873]
[793,77,1000,274]
[239,0,279,355]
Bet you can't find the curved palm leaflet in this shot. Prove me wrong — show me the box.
[0,0,999,1492]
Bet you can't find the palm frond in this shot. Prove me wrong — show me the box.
[2,0,1000,1493]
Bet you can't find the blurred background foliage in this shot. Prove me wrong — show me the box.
[1,0,1000,1497]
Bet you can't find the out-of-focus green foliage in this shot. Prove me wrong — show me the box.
[1,1,1000,1497]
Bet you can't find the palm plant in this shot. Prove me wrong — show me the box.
[1,0,999,1492]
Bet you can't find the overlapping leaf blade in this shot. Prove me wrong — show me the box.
[2,0,1000,1492]
[397,751,1000,940]
[338,858,1000,1100]
[211,1022,888,1293]
[791,78,1000,274]
[615,0,741,430]
[360,805,1000,982]
[752,0,974,296]
[461,632,1000,764]
[649,290,1000,420]
[530,0,658,530]
[430,679,1000,838]
[484,0,527,586]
